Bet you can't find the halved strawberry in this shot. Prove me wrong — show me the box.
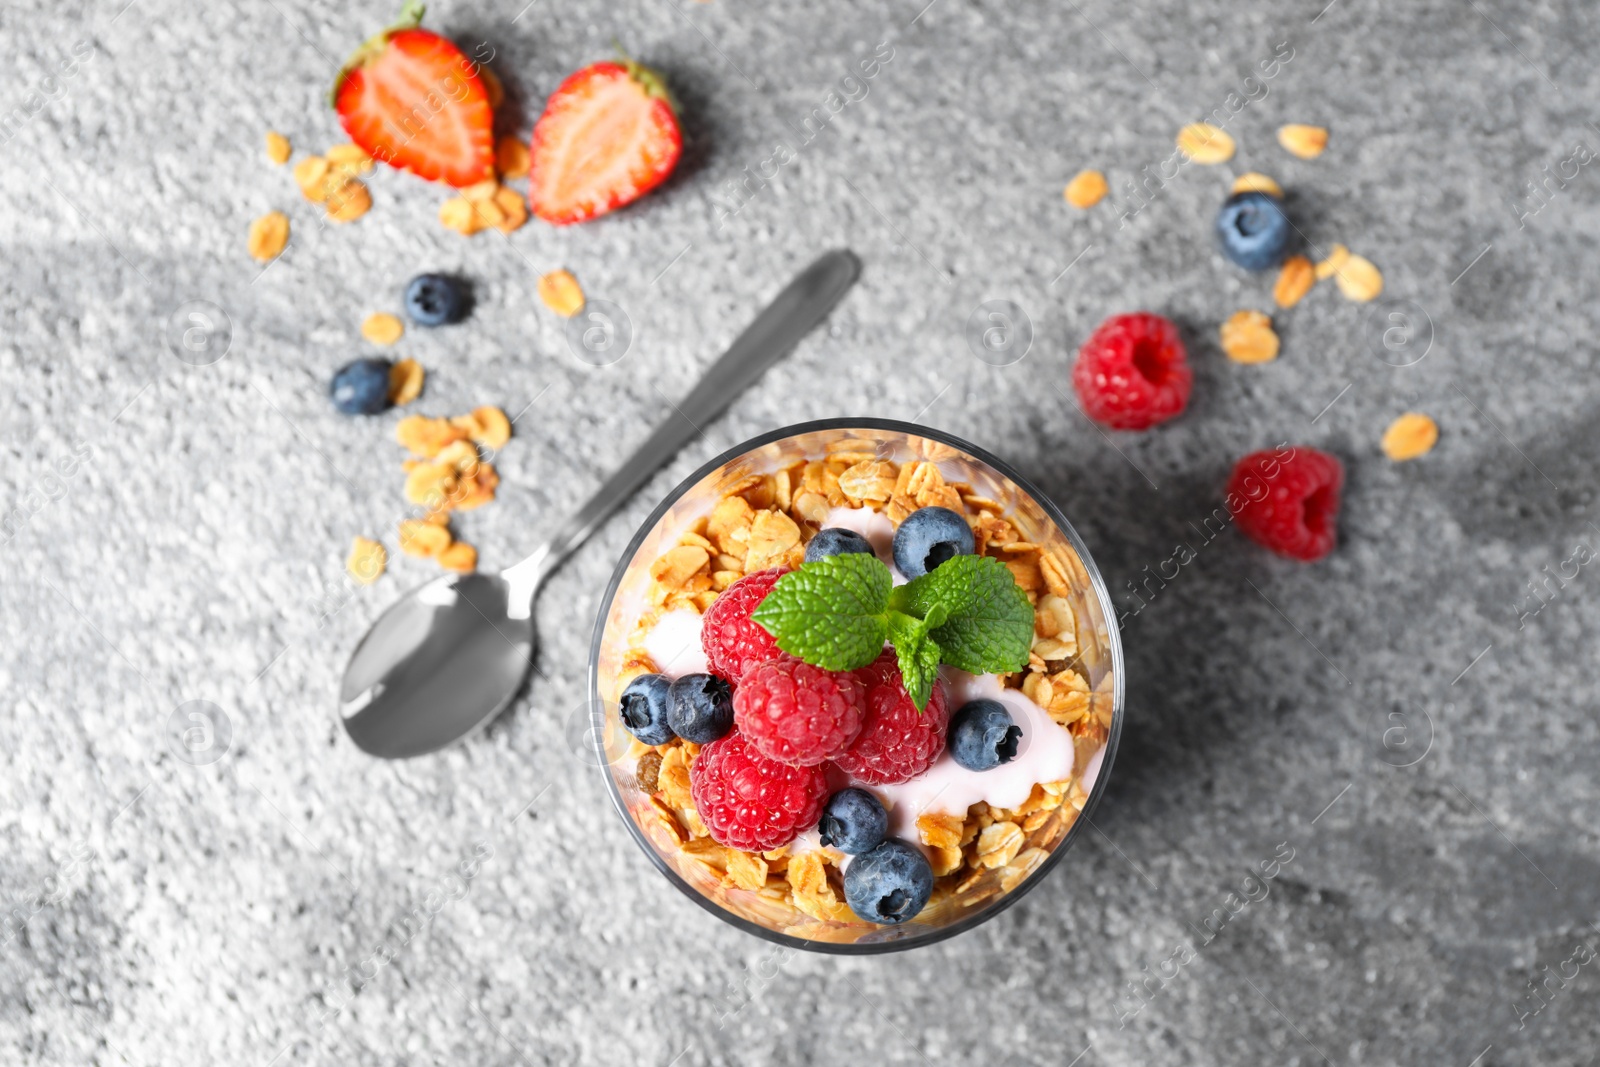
[528,59,682,225]
[331,1,495,188]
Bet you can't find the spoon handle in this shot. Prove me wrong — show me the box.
[503,249,860,598]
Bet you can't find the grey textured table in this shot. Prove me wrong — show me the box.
[3,0,1598,1063]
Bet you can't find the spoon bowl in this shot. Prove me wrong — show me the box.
[340,572,534,758]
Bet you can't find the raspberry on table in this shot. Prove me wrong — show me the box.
[700,568,788,682]
[831,649,950,786]
[1072,312,1192,431]
[1227,447,1344,561]
[689,731,830,852]
[734,654,866,766]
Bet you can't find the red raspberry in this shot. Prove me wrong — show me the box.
[831,649,949,785]
[689,731,829,852]
[700,568,787,682]
[734,654,866,766]
[1226,447,1344,561]
[1072,312,1192,430]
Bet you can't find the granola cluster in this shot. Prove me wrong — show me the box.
[609,436,1115,937]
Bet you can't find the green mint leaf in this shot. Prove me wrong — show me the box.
[885,610,942,711]
[751,553,893,671]
[890,554,1034,675]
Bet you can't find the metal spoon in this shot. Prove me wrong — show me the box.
[339,250,861,758]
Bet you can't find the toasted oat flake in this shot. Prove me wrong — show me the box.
[293,156,330,199]
[1038,548,1078,598]
[651,546,711,589]
[1273,255,1314,308]
[643,796,686,847]
[247,211,289,262]
[264,130,291,164]
[496,135,530,179]
[326,142,374,172]
[1064,169,1108,208]
[439,197,480,235]
[1232,172,1282,198]
[470,197,505,228]
[396,414,470,458]
[999,847,1048,892]
[362,312,404,346]
[462,178,500,203]
[787,851,851,923]
[837,459,898,503]
[326,179,371,223]
[492,186,528,232]
[1278,123,1329,159]
[917,812,965,851]
[469,406,512,450]
[388,360,424,406]
[346,536,386,584]
[1314,243,1350,280]
[404,462,455,507]
[398,519,451,558]
[657,746,694,809]
[538,270,586,317]
[1381,412,1439,461]
[1176,122,1235,164]
[745,510,801,571]
[438,541,477,573]
[724,850,769,891]
[1220,310,1280,364]
[975,822,1025,869]
[1334,253,1383,303]
[929,844,964,877]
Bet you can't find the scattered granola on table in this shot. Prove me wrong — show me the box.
[1063,169,1108,209]
[1220,309,1280,364]
[1381,412,1439,461]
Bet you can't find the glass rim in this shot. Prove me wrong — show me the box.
[586,417,1126,955]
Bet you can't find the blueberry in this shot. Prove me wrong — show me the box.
[805,527,875,564]
[619,674,674,745]
[329,358,393,415]
[818,788,889,855]
[1215,191,1293,271]
[667,673,734,744]
[948,699,1022,772]
[891,506,975,579]
[404,273,468,326]
[843,839,934,924]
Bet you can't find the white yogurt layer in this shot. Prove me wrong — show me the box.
[641,607,711,677]
[873,670,1076,841]
[632,503,1088,846]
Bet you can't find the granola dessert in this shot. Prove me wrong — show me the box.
[594,428,1118,944]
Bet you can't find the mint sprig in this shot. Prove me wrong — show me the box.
[748,553,892,670]
[889,554,1035,675]
[751,550,1033,710]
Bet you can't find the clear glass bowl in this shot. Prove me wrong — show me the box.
[588,419,1124,953]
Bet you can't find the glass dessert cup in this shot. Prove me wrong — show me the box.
[588,419,1124,953]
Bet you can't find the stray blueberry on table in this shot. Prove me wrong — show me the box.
[891,506,975,579]
[804,527,875,564]
[843,838,934,924]
[947,698,1022,771]
[404,273,469,326]
[329,358,394,415]
[667,672,735,744]
[817,787,888,855]
[1216,191,1293,271]
[618,673,674,745]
